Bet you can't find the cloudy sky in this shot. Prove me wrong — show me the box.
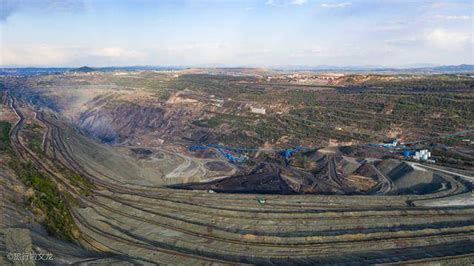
[0,0,472,67]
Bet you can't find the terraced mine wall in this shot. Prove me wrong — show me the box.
[1,92,473,264]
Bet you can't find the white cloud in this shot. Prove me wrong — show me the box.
[426,29,471,49]
[265,0,275,6]
[97,47,124,57]
[0,45,77,66]
[265,0,308,7]
[384,29,471,51]
[290,0,308,5]
[384,37,421,46]
[434,15,472,21]
[0,45,146,66]
[320,2,351,8]
[93,47,144,59]
[428,2,472,10]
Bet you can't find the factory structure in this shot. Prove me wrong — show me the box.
[403,149,434,162]
[413,149,432,161]
[373,138,435,163]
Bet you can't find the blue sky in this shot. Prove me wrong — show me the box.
[0,0,472,67]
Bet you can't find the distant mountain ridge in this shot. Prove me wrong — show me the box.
[431,64,473,72]
[275,64,474,73]
[71,66,96,73]
[0,64,472,76]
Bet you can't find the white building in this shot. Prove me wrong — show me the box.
[413,149,431,161]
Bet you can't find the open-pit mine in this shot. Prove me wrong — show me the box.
[1,69,473,264]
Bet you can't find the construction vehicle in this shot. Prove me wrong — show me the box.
[256,197,266,204]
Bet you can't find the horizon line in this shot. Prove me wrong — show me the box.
[1,63,473,69]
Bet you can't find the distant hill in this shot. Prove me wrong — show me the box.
[0,66,183,76]
[275,64,474,73]
[72,66,96,73]
[0,67,69,76]
[431,64,474,72]
[0,64,472,76]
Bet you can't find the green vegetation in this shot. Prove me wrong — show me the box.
[339,146,355,155]
[179,74,473,146]
[0,121,12,153]
[69,174,95,196]
[289,153,314,169]
[192,116,224,128]
[173,74,257,97]
[352,75,473,92]
[431,148,474,169]
[8,161,79,241]
[25,123,96,195]
[107,74,171,99]
[55,165,96,196]
[1,121,80,241]
[0,121,10,141]
[23,123,44,154]
[28,137,42,154]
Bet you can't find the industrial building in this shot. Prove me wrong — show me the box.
[403,149,433,162]
[414,149,431,161]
